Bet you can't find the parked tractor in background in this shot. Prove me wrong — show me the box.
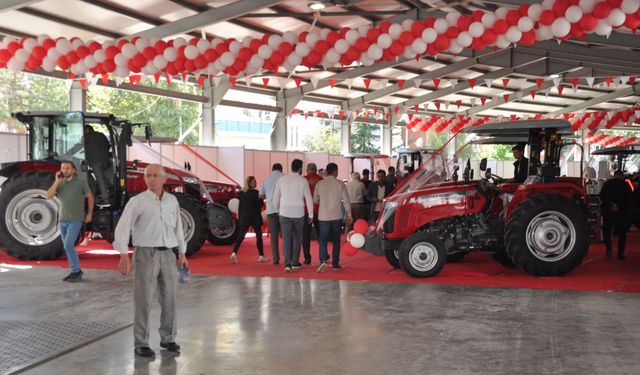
[0,111,237,260]
[395,147,449,181]
[364,120,592,278]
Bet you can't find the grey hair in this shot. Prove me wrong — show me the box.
[351,172,361,180]
[306,162,317,173]
[144,163,166,176]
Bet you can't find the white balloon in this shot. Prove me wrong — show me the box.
[184,45,198,60]
[401,19,413,31]
[388,24,403,39]
[565,5,583,23]
[377,33,392,49]
[457,31,473,47]
[83,55,97,68]
[536,25,554,40]
[283,31,297,44]
[446,11,462,26]
[306,32,318,47]
[421,28,437,43]
[134,38,148,52]
[47,47,60,61]
[622,0,640,14]
[213,60,224,71]
[210,38,223,48]
[367,44,383,60]
[249,54,263,69]
[163,47,177,62]
[93,49,106,63]
[74,61,87,74]
[6,58,24,72]
[449,40,463,54]
[23,38,37,52]
[551,18,571,38]
[468,22,485,38]
[56,38,72,54]
[517,17,534,32]
[220,51,234,67]
[71,38,84,49]
[411,39,426,55]
[114,53,128,67]
[36,34,51,44]
[495,7,509,19]
[595,19,613,37]
[482,13,496,27]
[121,43,137,58]
[506,26,522,43]
[326,48,340,63]
[287,53,301,67]
[579,0,597,13]
[607,9,626,27]
[528,4,543,21]
[542,0,554,9]
[197,39,210,54]
[14,49,29,63]
[153,55,167,69]
[295,42,310,57]
[360,54,374,66]
[334,39,349,54]
[42,57,56,72]
[102,39,114,48]
[258,44,272,59]
[350,233,365,248]
[402,47,414,59]
[229,40,241,54]
[319,29,330,39]
[228,198,239,214]
[173,37,187,48]
[434,18,448,34]
[115,66,129,78]
[241,36,253,47]
[268,34,283,50]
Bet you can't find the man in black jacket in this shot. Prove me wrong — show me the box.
[512,144,529,183]
[367,169,393,224]
[84,126,112,206]
[600,170,633,260]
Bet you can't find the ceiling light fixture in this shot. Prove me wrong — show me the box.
[309,1,326,10]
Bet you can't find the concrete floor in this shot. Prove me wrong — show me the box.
[1,266,639,375]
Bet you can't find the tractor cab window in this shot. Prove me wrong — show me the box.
[30,117,50,160]
[53,115,85,160]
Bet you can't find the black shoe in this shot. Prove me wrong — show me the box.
[135,347,156,357]
[303,260,311,265]
[272,261,279,265]
[618,255,626,260]
[332,265,342,270]
[63,270,83,282]
[292,263,303,269]
[606,250,612,260]
[160,342,180,352]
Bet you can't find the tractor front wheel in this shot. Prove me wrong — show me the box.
[399,232,446,278]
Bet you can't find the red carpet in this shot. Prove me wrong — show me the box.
[1,231,639,293]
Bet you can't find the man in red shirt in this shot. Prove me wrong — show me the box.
[302,162,323,265]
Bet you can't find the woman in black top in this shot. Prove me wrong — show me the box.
[231,176,267,263]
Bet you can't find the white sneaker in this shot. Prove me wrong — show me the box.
[230,253,238,264]
[258,255,269,262]
[316,262,327,273]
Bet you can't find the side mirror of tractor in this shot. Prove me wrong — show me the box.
[144,125,152,143]
[452,166,459,183]
[479,158,487,171]
[485,167,492,179]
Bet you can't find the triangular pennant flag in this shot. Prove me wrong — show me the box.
[276,77,288,89]
[543,88,551,98]
[412,79,422,88]
[154,73,161,83]
[378,79,388,89]
[79,78,87,89]
[90,76,99,87]
[212,76,220,87]
[484,79,493,89]
[552,76,562,87]
[345,78,353,90]
[408,113,414,121]
[229,77,237,86]
[385,111,391,120]
[433,79,440,89]
[535,78,544,89]
[570,77,579,89]
[413,104,419,112]
[448,79,458,88]
[310,76,319,88]
[329,79,336,88]
[294,77,302,88]
[469,98,477,106]
[502,78,510,87]
[129,76,137,85]
[179,73,185,83]
[480,96,487,105]
[630,76,636,86]
[374,108,379,116]
[304,111,309,120]
[338,110,344,119]
[467,78,476,89]
[394,105,399,115]
[434,101,441,111]
[397,79,405,89]
[604,76,613,87]
[456,100,462,109]
[363,78,371,89]
[262,77,270,87]
[197,75,206,87]
[557,85,564,95]
[530,90,536,100]
[619,76,629,86]
[503,94,510,102]
[114,77,122,87]
[101,74,109,85]
[68,72,76,79]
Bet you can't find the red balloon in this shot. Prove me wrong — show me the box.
[315,40,330,54]
[471,10,484,22]
[133,53,146,68]
[105,45,119,59]
[306,50,321,66]
[580,14,598,31]
[593,2,612,19]
[379,21,392,33]
[0,49,11,63]
[471,38,486,51]
[165,63,177,75]
[434,35,450,51]
[154,40,167,53]
[66,51,79,64]
[411,21,426,37]
[552,0,570,16]
[506,10,521,26]
[76,45,90,58]
[326,31,340,45]
[249,39,262,52]
[353,219,368,234]
[540,10,556,25]
[184,59,195,72]
[494,19,509,34]
[569,22,585,38]
[298,31,308,42]
[446,26,460,39]
[457,15,472,30]
[624,13,640,30]
[270,51,284,66]
[339,27,350,38]
[355,37,370,51]
[482,29,497,44]
[188,37,199,46]
[42,38,56,49]
[518,3,530,16]
[128,59,139,72]
[7,42,21,53]
[382,49,395,61]
[214,43,227,55]
[194,55,207,69]
[205,48,219,62]
[346,48,360,61]
[142,46,156,60]
[344,243,358,257]
[173,58,185,72]
[237,47,252,61]
[520,30,537,45]
[278,42,293,56]
[426,44,438,55]
[103,59,115,72]
[399,31,414,45]
[88,41,101,52]
[424,17,436,28]
[366,27,381,42]
[232,59,246,72]
[339,55,352,65]
[31,46,46,59]
[117,39,128,48]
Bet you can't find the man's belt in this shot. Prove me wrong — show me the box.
[153,246,177,251]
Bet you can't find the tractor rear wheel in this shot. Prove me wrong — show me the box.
[207,220,239,245]
[0,172,64,260]
[399,232,446,278]
[384,248,401,268]
[174,193,209,257]
[505,194,589,276]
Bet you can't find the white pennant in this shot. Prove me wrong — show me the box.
[585,77,595,88]
[310,76,319,88]
[378,79,388,89]
[544,88,551,98]
[114,77,123,87]
[212,76,221,87]
[484,79,493,89]
[345,78,353,90]
[85,72,94,80]
[276,77,288,89]
[423,103,429,111]
[413,79,422,88]
[552,77,562,87]
[619,76,629,86]
[243,76,252,87]
[497,115,504,122]
[448,79,458,88]
[443,101,450,111]
[64,79,73,90]
[470,97,477,106]
[90,76,99,87]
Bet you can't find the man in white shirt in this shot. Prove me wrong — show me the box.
[347,172,368,223]
[114,164,188,358]
[259,163,283,264]
[314,163,352,272]
[272,159,313,272]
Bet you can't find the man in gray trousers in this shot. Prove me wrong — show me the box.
[114,164,188,358]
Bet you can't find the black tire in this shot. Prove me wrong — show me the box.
[447,251,468,263]
[491,247,515,268]
[505,194,589,276]
[0,172,64,260]
[384,248,401,268]
[174,193,209,257]
[207,219,239,246]
[399,232,446,278]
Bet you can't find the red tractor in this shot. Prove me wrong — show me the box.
[0,111,237,260]
[363,119,591,278]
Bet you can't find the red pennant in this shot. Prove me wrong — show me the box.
[630,76,636,86]
[397,79,405,89]
[413,104,419,112]
[101,74,109,85]
[364,111,369,119]
[408,113,414,121]
[570,77,579,89]
[557,86,564,95]
[534,113,543,119]
[166,74,171,85]
[294,77,302,87]
[154,73,161,83]
[181,73,187,82]
[458,114,465,121]
[530,90,536,100]
[480,96,487,105]
[435,101,441,110]
[197,75,206,86]
[339,110,344,118]
[304,111,309,120]
[563,113,571,120]
[262,77,270,87]
[535,78,544,89]
[456,100,462,109]
[503,94,510,102]
[79,78,87,89]
[604,76,613,87]
[292,108,300,115]
[510,115,518,121]
[385,112,391,120]
[433,79,440,89]
[68,72,76,79]
[329,79,336,88]
[394,105,399,114]
[129,76,136,85]
[229,77,237,86]
[374,108,379,116]
[502,78,510,87]
[363,78,371,89]
[467,78,476,89]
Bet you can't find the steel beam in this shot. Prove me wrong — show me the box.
[0,0,42,12]
[129,0,282,39]
[549,84,640,115]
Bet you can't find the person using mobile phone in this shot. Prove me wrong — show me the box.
[47,160,94,282]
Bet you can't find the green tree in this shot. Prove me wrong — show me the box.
[351,122,380,154]
[302,125,341,154]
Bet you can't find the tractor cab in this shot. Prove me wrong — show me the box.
[395,147,449,181]
[346,153,391,181]
[591,145,640,177]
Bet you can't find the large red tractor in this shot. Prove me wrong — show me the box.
[364,119,592,278]
[0,111,237,260]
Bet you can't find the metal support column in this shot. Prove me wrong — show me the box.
[69,81,86,112]
[341,115,351,155]
[200,80,215,146]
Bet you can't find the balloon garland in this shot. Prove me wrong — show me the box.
[0,0,638,79]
